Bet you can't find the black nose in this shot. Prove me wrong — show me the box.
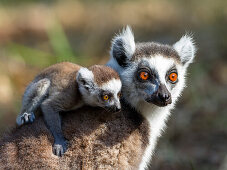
[157,84,172,105]
[158,92,171,103]
[146,84,172,106]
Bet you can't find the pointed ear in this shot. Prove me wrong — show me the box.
[76,67,95,91]
[110,26,135,67]
[173,35,196,67]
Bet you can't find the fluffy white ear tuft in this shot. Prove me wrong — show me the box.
[76,67,94,90]
[110,25,135,67]
[119,25,135,57]
[173,34,196,67]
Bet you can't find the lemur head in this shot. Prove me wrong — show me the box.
[108,26,196,110]
[76,65,122,112]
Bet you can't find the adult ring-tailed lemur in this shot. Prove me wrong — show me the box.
[107,26,196,169]
[0,26,196,170]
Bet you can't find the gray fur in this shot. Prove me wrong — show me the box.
[0,28,196,169]
[108,26,196,169]
[132,42,181,62]
[16,62,122,157]
[16,78,50,126]
[110,26,135,67]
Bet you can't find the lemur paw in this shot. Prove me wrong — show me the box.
[53,141,68,157]
[16,112,35,126]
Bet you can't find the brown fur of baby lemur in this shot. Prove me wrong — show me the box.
[16,62,122,156]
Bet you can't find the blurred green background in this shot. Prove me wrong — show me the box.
[0,0,226,169]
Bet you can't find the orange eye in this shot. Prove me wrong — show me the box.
[169,72,178,82]
[140,72,149,80]
[118,92,122,97]
[103,95,109,100]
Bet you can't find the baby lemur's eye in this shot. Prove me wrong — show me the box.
[139,71,149,80]
[168,72,178,83]
[117,92,121,98]
[103,95,109,101]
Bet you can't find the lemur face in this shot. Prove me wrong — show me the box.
[77,65,122,112]
[121,54,185,107]
[108,26,196,108]
[96,78,122,112]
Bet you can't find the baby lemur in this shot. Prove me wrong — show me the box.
[16,62,122,156]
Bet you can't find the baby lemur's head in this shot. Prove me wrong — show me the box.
[76,65,122,112]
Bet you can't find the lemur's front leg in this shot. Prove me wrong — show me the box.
[41,100,67,156]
